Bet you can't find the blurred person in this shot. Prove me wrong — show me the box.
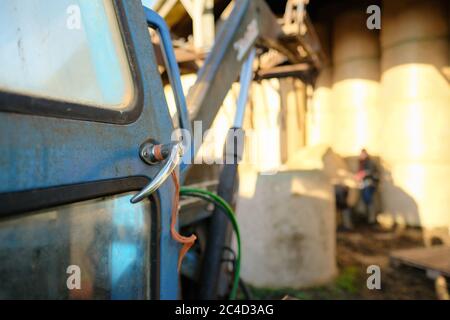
[356,149,379,224]
[334,184,353,230]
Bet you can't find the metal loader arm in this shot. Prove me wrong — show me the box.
[186,0,321,160]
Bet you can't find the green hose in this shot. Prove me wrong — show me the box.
[180,187,241,300]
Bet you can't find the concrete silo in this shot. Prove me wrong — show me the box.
[331,9,381,158]
[307,22,334,147]
[379,0,450,231]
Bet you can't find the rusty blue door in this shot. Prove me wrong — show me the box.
[0,0,180,299]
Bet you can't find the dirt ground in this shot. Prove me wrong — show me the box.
[249,225,438,300]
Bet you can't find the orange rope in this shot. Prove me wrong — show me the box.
[170,171,197,272]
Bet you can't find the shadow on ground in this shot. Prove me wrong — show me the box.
[248,226,436,300]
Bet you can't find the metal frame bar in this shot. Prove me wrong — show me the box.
[233,48,256,128]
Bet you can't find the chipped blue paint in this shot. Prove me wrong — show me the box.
[0,2,179,299]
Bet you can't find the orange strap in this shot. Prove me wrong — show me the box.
[170,171,197,272]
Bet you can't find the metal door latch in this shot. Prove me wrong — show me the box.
[130,142,183,203]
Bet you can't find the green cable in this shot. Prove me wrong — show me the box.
[180,189,241,300]
[180,187,241,300]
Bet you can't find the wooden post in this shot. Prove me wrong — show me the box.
[193,0,215,51]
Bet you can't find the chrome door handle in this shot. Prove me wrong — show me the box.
[130,142,183,203]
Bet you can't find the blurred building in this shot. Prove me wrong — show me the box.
[154,0,450,288]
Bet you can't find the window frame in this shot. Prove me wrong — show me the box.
[0,0,144,125]
[0,177,161,300]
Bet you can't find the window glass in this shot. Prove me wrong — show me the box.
[0,192,151,299]
[0,0,134,110]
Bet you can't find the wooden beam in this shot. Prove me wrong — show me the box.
[156,0,178,18]
[152,40,206,65]
[257,63,311,79]
[193,0,215,50]
[180,0,194,18]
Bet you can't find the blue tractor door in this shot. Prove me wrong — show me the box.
[0,0,180,299]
